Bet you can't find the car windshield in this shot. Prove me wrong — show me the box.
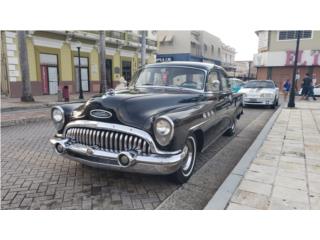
[130,67,205,91]
[243,81,275,88]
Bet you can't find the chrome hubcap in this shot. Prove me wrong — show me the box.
[181,137,196,176]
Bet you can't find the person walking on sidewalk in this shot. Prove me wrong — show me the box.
[300,73,312,100]
[283,79,291,102]
[308,74,317,101]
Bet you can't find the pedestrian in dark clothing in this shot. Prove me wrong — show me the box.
[283,79,291,102]
[300,73,312,100]
[308,74,317,100]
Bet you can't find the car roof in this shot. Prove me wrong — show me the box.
[145,61,222,71]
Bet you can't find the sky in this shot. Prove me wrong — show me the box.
[209,29,258,61]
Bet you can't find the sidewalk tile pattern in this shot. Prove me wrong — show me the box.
[227,101,320,210]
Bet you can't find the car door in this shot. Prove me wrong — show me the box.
[201,69,225,147]
[218,69,234,131]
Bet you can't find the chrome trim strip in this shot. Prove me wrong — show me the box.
[137,138,142,150]
[110,132,114,151]
[133,137,138,149]
[124,135,128,151]
[119,134,123,151]
[63,120,181,155]
[128,136,133,150]
[105,131,109,150]
[114,133,118,151]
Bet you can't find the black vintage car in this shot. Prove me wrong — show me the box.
[50,62,243,183]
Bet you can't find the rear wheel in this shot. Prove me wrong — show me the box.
[172,135,197,183]
[224,119,236,136]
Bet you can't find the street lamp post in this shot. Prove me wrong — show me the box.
[288,31,301,108]
[76,41,84,100]
[247,61,252,80]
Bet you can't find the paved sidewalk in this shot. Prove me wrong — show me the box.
[1,93,95,111]
[1,93,95,127]
[226,100,320,210]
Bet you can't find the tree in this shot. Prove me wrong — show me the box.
[99,31,107,92]
[17,31,34,102]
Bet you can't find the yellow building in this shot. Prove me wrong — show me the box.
[1,31,158,97]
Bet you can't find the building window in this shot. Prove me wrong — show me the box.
[191,42,201,56]
[278,31,312,40]
[267,67,272,79]
[204,44,208,52]
[74,57,89,92]
[211,45,214,54]
[218,48,221,57]
[40,53,59,95]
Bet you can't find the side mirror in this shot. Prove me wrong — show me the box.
[206,79,220,92]
[211,80,220,91]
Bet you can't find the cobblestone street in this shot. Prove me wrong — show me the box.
[1,108,276,210]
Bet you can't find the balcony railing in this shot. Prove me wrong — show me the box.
[146,39,157,47]
[105,31,126,40]
[127,33,140,43]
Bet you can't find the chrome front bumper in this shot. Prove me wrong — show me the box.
[243,98,274,105]
[50,137,186,175]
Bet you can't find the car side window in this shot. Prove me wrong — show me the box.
[219,70,230,91]
[207,71,220,92]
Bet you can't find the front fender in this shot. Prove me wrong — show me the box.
[52,103,84,134]
[161,104,205,151]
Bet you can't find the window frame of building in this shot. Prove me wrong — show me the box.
[39,53,59,95]
[267,67,272,79]
[74,56,90,92]
[204,44,208,52]
[211,45,214,55]
[278,31,313,41]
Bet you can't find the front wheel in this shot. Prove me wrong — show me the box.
[172,135,197,183]
[271,98,278,109]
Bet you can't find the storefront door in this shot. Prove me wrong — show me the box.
[122,61,132,82]
[40,54,59,95]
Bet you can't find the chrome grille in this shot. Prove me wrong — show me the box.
[65,127,151,155]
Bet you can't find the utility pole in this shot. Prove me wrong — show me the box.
[288,31,301,108]
[17,31,34,102]
[99,31,107,92]
[140,31,146,67]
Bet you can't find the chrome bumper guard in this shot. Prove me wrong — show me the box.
[50,120,186,175]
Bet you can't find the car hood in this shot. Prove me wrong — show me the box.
[76,87,201,131]
[239,88,276,94]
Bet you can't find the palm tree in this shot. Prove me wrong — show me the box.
[17,31,34,102]
[99,31,107,92]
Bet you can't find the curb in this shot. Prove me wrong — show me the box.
[204,105,283,210]
[1,100,86,113]
[1,116,50,127]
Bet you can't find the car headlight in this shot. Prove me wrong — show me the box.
[242,93,247,97]
[154,116,174,146]
[51,106,65,131]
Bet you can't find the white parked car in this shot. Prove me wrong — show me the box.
[239,80,279,108]
[298,84,320,96]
